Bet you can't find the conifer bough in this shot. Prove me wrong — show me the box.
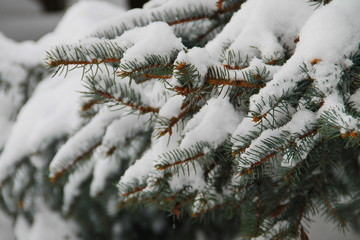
[1,0,360,239]
[47,0,360,238]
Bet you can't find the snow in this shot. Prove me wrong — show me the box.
[103,113,151,146]
[180,97,243,149]
[238,110,316,168]
[0,71,84,183]
[0,0,126,155]
[0,0,127,41]
[0,62,28,148]
[119,127,182,186]
[140,79,173,108]
[0,0,127,183]
[15,204,80,240]
[296,1,360,63]
[318,93,359,133]
[49,106,123,178]
[12,165,32,198]
[0,61,27,85]
[228,57,281,80]
[0,1,125,64]
[46,1,125,44]
[168,161,206,191]
[175,47,215,86]
[90,113,151,196]
[1,0,360,239]
[231,116,261,147]
[250,0,360,115]
[120,22,184,67]
[159,95,184,118]
[206,0,314,61]
[90,156,120,197]
[153,0,217,10]
[119,149,154,187]
[0,33,37,64]
[310,62,342,95]
[63,159,94,213]
[90,0,218,39]
[349,89,360,111]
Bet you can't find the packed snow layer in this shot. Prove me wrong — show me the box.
[206,0,314,61]
[0,70,84,182]
[49,107,123,178]
[181,97,243,148]
[119,22,184,68]
[250,0,360,114]
[119,126,183,186]
[0,1,126,182]
[91,0,218,38]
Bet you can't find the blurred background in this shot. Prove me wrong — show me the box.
[0,0,359,239]
[0,0,149,41]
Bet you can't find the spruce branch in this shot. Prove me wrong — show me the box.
[157,152,206,171]
[318,107,360,148]
[46,39,125,68]
[318,187,348,230]
[238,127,318,176]
[118,54,175,84]
[166,0,241,26]
[121,185,148,198]
[4,1,359,238]
[155,142,210,173]
[157,108,191,136]
[84,74,160,114]
[81,99,102,112]
[207,77,264,88]
[95,90,159,114]
[91,0,245,46]
[50,142,101,183]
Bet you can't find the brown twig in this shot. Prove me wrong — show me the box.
[81,99,102,111]
[223,64,245,70]
[49,58,120,67]
[168,2,241,26]
[96,90,159,114]
[122,185,148,197]
[50,142,101,183]
[157,153,205,170]
[207,78,265,88]
[119,63,173,79]
[159,109,190,136]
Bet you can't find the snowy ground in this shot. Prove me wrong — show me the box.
[0,0,359,239]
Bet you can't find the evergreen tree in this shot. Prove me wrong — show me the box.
[1,0,360,239]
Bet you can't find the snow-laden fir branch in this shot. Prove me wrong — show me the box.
[1,0,360,239]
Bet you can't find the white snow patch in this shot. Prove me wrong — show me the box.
[181,97,243,148]
[0,70,84,183]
